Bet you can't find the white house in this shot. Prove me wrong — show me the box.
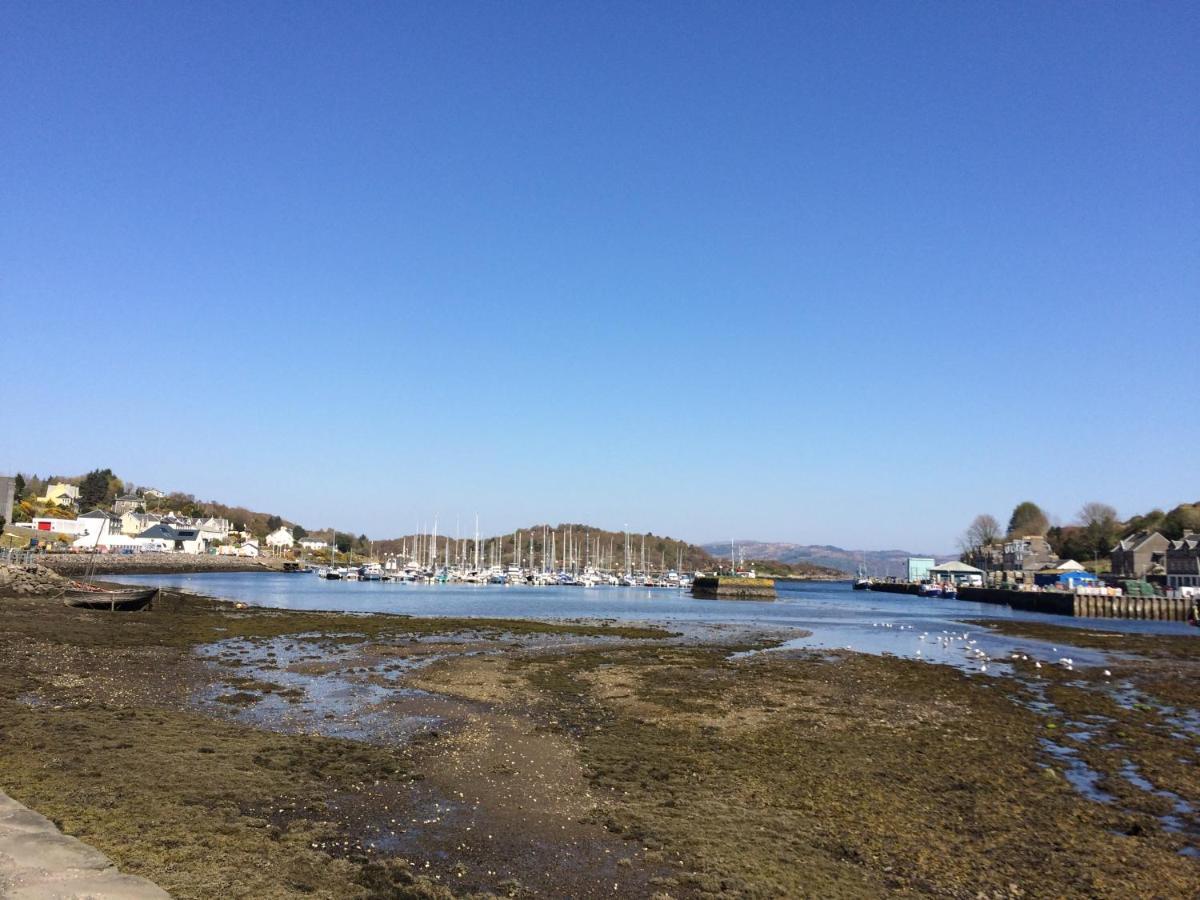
[135,523,206,554]
[217,539,260,558]
[194,516,232,540]
[30,517,90,537]
[298,538,329,552]
[72,532,139,551]
[75,509,124,544]
[266,527,295,550]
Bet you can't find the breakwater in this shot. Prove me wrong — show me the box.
[691,576,777,600]
[37,552,283,576]
[867,582,918,595]
[958,586,1194,622]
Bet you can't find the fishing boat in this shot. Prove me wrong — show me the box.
[64,582,158,611]
[852,565,872,590]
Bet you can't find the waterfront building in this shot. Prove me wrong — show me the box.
[1165,532,1200,590]
[299,538,330,552]
[1110,531,1169,578]
[135,523,206,554]
[29,517,90,537]
[77,509,123,538]
[217,539,260,558]
[906,557,935,581]
[266,526,295,550]
[1003,536,1059,575]
[929,560,985,586]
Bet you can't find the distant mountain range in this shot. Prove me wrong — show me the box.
[702,541,956,578]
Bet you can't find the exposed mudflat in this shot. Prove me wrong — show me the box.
[0,590,1196,898]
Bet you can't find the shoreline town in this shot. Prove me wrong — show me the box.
[1,478,1198,897]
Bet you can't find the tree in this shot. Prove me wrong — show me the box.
[78,468,117,510]
[13,474,25,500]
[292,524,308,540]
[334,532,354,553]
[1163,504,1200,540]
[963,514,1001,551]
[1007,501,1049,538]
[1078,502,1120,561]
[1124,508,1166,537]
[266,515,283,532]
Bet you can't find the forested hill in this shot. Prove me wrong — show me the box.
[703,542,954,578]
[374,524,717,571]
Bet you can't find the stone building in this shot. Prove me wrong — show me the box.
[1165,533,1200,590]
[1110,531,1169,578]
[1003,536,1059,575]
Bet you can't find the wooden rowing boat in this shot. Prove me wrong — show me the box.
[63,583,159,611]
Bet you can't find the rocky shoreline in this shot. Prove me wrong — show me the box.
[35,552,284,576]
[0,564,68,597]
[1,586,1197,897]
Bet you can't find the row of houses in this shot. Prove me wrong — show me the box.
[26,509,330,557]
[965,531,1200,590]
[28,483,166,513]
[31,510,232,543]
[1111,530,1200,589]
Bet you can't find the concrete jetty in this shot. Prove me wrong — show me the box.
[691,576,776,600]
[0,790,168,899]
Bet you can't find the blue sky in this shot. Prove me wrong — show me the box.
[3,2,1196,551]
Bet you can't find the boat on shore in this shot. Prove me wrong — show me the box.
[64,582,158,611]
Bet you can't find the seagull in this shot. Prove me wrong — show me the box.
[1103,670,1112,678]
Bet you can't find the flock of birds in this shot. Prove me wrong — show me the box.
[857,622,1113,678]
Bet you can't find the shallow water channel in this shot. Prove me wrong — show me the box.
[151,574,1199,859]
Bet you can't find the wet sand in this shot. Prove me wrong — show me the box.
[0,589,1196,898]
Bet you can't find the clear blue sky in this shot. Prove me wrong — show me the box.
[3,2,1196,551]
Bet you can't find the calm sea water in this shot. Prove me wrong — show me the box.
[110,572,1192,673]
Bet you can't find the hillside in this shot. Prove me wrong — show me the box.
[703,541,954,578]
[375,524,716,572]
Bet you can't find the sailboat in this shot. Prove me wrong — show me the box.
[66,512,158,610]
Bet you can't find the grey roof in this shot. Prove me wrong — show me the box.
[930,561,984,574]
[80,509,120,521]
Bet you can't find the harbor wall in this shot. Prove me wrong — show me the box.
[867,582,919,596]
[957,586,1193,622]
[35,552,284,576]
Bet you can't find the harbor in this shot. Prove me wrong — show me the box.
[1,573,1197,897]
